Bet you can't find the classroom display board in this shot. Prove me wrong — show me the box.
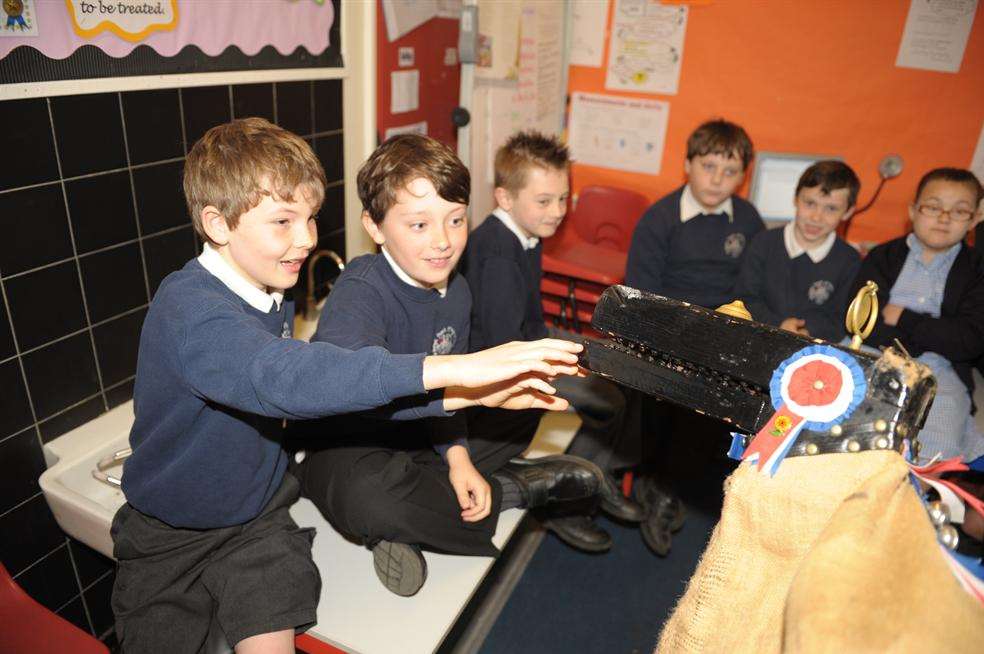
[0,0,341,84]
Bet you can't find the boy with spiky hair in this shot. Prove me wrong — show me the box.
[735,160,862,341]
[112,120,584,651]
[626,118,765,308]
[461,131,644,554]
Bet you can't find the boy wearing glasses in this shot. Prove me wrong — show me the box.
[850,167,984,463]
[734,160,861,341]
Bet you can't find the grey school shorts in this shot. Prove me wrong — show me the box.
[110,473,320,653]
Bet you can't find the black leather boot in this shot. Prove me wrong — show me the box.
[598,473,645,523]
[499,454,604,508]
[633,474,685,556]
[542,514,613,552]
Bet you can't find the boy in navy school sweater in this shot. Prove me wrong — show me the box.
[293,134,619,596]
[461,131,644,555]
[625,119,765,308]
[849,167,984,464]
[111,119,583,652]
[735,160,861,341]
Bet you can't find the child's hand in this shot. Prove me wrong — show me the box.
[882,303,903,326]
[779,317,809,336]
[446,446,492,522]
[444,374,571,411]
[423,339,582,390]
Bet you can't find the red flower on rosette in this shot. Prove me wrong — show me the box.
[788,360,842,406]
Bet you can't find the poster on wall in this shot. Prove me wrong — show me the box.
[0,0,340,84]
[605,0,686,95]
[568,91,669,176]
[895,0,977,73]
[570,0,607,68]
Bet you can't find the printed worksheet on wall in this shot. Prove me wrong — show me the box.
[605,0,687,95]
[569,91,669,176]
[895,0,977,73]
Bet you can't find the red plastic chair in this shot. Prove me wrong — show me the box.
[541,185,650,332]
[0,563,109,654]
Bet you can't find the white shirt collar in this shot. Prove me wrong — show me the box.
[381,246,447,297]
[680,184,734,223]
[493,207,539,250]
[782,221,836,263]
[198,244,283,312]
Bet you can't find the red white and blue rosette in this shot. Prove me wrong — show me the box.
[741,345,867,476]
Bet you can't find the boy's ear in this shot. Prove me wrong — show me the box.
[361,211,386,245]
[840,206,856,223]
[683,158,692,176]
[493,186,514,212]
[200,206,230,245]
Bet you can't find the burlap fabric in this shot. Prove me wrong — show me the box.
[655,451,984,653]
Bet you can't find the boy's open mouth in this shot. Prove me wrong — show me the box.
[280,258,305,272]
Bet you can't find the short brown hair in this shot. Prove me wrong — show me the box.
[686,119,754,170]
[494,131,569,194]
[184,117,326,244]
[915,167,984,206]
[357,134,470,224]
[796,160,861,208]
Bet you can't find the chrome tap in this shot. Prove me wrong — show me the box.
[304,249,345,318]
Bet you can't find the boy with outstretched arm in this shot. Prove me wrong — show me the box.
[111,119,581,653]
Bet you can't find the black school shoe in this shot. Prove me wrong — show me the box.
[598,473,645,523]
[499,454,605,507]
[633,474,685,557]
[542,514,613,552]
[372,540,427,596]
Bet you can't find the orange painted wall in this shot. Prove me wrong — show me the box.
[568,1,984,245]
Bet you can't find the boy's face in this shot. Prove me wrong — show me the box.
[207,183,318,292]
[496,166,570,239]
[684,152,745,211]
[792,185,854,248]
[364,177,468,288]
[909,179,982,254]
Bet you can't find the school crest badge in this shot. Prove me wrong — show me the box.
[808,280,834,305]
[723,232,746,258]
[432,326,457,355]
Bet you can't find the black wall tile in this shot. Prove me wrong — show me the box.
[0,98,58,190]
[80,244,147,324]
[69,539,114,589]
[0,296,15,360]
[0,427,45,511]
[38,396,105,444]
[66,172,138,254]
[276,81,313,137]
[5,262,86,351]
[93,309,144,386]
[319,229,346,262]
[319,183,345,233]
[133,161,188,235]
[22,332,99,420]
[315,133,344,183]
[313,79,342,133]
[0,183,73,276]
[233,83,275,123]
[106,379,134,408]
[0,494,65,575]
[182,85,231,147]
[83,572,115,636]
[143,227,196,297]
[0,361,33,439]
[56,596,93,635]
[122,89,184,165]
[50,94,127,178]
[15,546,78,612]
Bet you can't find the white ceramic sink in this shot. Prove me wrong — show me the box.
[38,401,134,559]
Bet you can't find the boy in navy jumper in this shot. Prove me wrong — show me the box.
[461,131,644,554]
[625,119,765,308]
[111,119,584,652]
[849,168,984,463]
[294,134,617,596]
[735,160,861,341]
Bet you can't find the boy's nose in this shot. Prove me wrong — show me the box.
[294,221,317,249]
[432,229,450,250]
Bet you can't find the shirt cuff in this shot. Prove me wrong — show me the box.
[433,437,470,461]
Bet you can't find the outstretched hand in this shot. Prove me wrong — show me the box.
[444,373,572,411]
[423,339,583,391]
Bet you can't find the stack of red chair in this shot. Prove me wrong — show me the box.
[541,185,650,336]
